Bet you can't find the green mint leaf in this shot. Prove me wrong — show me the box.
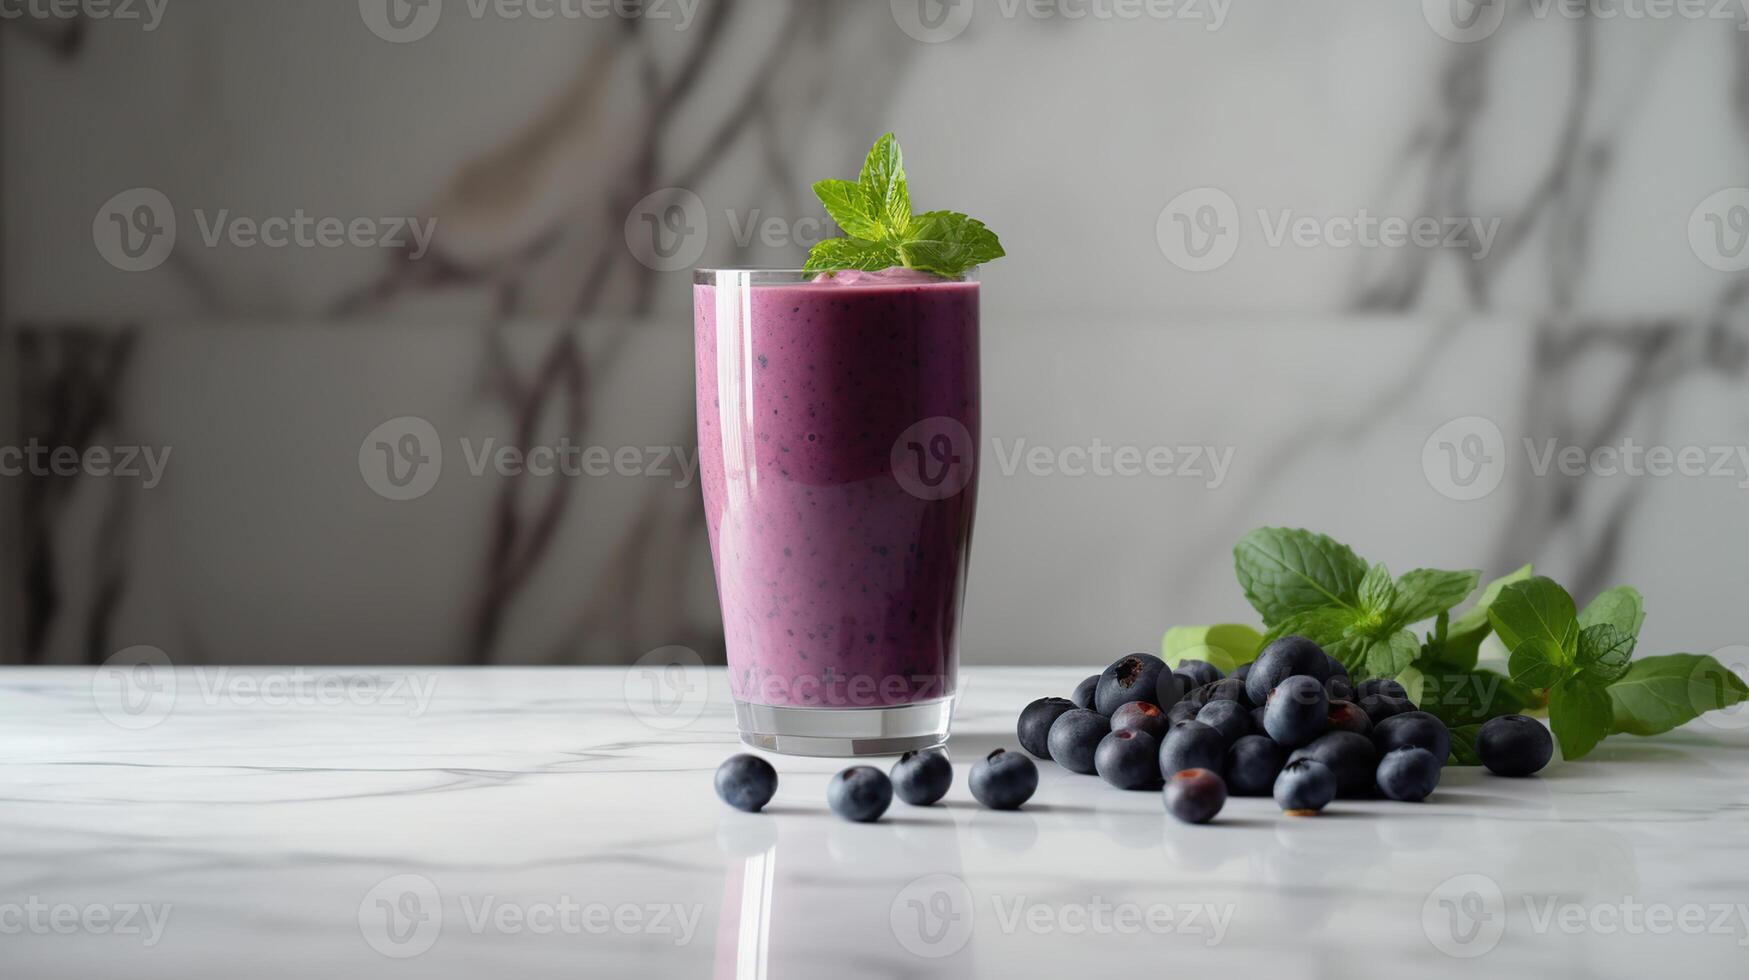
[1435,564,1533,670]
[1234,527,1369,626]
[1403,666,1530,727]
[811,179,884,241]
[1160,624,1264,673]
[1390,568,1481,626]
[1508,635,1569,690]
[1488,576,1579,664]
[1448,723,1484,766]
[1606,653,1749,736]
[1366,630,1422,678]
[900,211,1004,277]
[1576,623,1635,685]
[858,133,910,234]
[1358,563,1395,617]
[1548,681,1613,759]
[1578,586,1646,640]
[802,237,902,274]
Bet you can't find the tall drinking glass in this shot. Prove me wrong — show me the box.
[694,269,980,756]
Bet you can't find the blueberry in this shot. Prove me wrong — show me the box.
[1173,659,1223,690]
[1183,676,1252,710]
[1046,708,1111,774]
[1158,720,1227,779]
[1359,692,1415,725]
[1273,758,1337,815]
[1164,768,1228,824]
[1263,674,1329,748]
[1326,700,1372,735]
[1373,711,1452,764]
[827,766,892,822]
[1167,700,1201,725]
[1245,635,1332,706]
[1288,731,1379,797]
[1231,661,1254,684]
[714,754,778,813]
[1324,674,1357,703]
[1110,700,1170,740]
[1195,699,1252,746]
[1355,677,1408,703]
[1095,730,1163,790]
[1477,715,1554,777]
[1250,704,1268,733]
[1224,734,1286,796]
[1017,697,1076,759]
[1324,653,1349,680]
[1095,654,1183,716]
[1376,746,1442,802]
[1071,674,1100,711]
[890,749,953,806]
[969,748,1039,810]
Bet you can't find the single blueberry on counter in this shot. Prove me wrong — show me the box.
[1095,730,1163,790]
[891,749,953,806]
[1071,674,1100,711]
[1225,734,1286,796]
[1376,746,1442,802]
[1047,707,1111,774]
[1263,674,1329,748]
[1159,720,1227,779]
[1373,711,1452,764]
[827,766,893,822]
[1173,658,1223,691]
[1245,635,1332,706]
[1288,731,1379,798]
[1017,697,1076,759]
[1195,699,1252,746]
[1273,758,1337,815]
[1164,768,1228,824]
[1477,715,1554,777]
[714,754,778,813]
[1095,653,1182,716]
[1111,700,1170,741]
[970,748,1039,810]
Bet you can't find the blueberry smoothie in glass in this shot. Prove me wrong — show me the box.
[694,268,980,755]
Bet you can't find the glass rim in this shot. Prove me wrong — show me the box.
[693,268,979,286]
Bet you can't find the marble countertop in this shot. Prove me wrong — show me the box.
[4,666,1748,979]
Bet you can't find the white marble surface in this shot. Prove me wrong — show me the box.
[4,666,1749,979]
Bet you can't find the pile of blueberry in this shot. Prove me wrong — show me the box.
[1018,636,1553,823]
[713,636,1553,823]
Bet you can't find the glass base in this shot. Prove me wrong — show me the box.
[733,697,954,757]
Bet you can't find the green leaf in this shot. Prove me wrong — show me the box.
[1161,624,1264,673]
[858,132,910,234]
[1576,623,1635,685]
[1234,528,1369,627]
[1489,576,1579,664]
[1448,723,1484,766]
[1579,586,1645,640]
[1365,630,1422,678]
[1548,682,1613,759]
[899,211,1004,277]
[1436,564,1533,670]
[1410,667,1530,727]
[1266,606,1362,663]
[802,237,902,274]
[1358,563,1395,616]
[1390,568,1481,625]
[1508,636,1569,690]
[1606,653,1749,736]
[810,179,884,241]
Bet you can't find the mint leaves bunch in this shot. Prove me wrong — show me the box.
[802,133,1005,279]
[1160,526,1748,763]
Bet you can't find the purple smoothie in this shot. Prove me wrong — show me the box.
[695,269,979,708]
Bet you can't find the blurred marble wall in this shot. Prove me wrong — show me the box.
[2,0,1746,667]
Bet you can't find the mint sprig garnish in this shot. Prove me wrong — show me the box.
[803,133,1005,278]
